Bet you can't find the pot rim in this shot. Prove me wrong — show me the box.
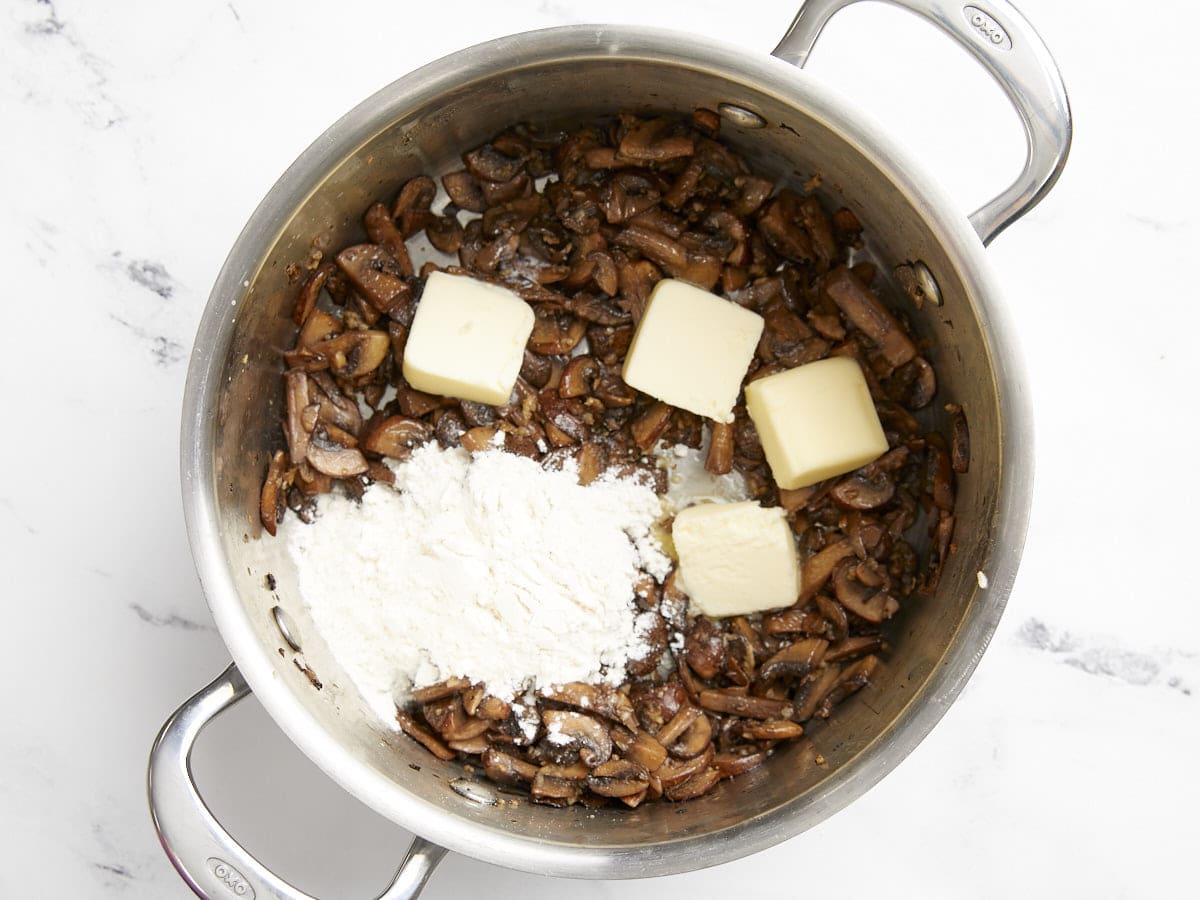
[180,22,1032,879]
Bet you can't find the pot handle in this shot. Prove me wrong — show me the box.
[148,664,447,900]
[772,0,1072,245]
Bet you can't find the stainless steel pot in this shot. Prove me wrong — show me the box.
[149,1,1071,897]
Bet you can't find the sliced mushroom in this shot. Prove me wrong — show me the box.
[284,370,312,465]
[815,594,850,643]
[668,713,713,760]
[335,244,411,316]
[825,635,886,663]
[830,468,895,510]
[758,638,829,682]
[619,117,696,162]
[698,690,795,721]
[481,748,538,786]
[655,705,702,747]
[395,708,455,761]
[310,330,390,379]
[683,618,727,679]
[441,170,486,214]
[822,267,916,369]
[362,415,433,460]
[530,764,586,807]
[293,262,335,326]
[391,175,437,236]
[363,202,414,277]
[529,310,587,355]
[309,371,363,433]
[587,759,650,798]
[611,728,669,773]
[559,356,600,398]
[799,539,856,604]
[630,402,673,452]
[655,744,714,789]
[259,450,290,537]
[464,142,526,183]
[714,748,769,778]
[305,442,368,478]
[741,719,805,741]
[832,559,899,623]
[706,421,734,474]
[540,682,639,731]
[664,766,720,801]
[540,709,613,767]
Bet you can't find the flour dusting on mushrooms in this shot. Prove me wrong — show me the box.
[287,443,670,725]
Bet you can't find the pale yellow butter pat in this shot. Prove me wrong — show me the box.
[402,271,535,405]
[622,279,763,424]
[745,356,888,490]
[673,501,799,617]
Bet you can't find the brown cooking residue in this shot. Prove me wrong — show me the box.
[260,109,962,808]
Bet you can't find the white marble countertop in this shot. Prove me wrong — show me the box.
[3,0,1196,896]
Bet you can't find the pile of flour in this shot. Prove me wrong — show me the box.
[287,443,671,724]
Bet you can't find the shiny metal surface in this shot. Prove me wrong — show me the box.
[148,665,447,899]
[158,0,1069,894]
[774,0,1073,244]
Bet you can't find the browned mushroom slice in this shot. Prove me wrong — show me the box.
[792,666,843,722]
[588,759,650,798]
[447,735,490,755]
[540,709,613,767]
[259,450,290,537]
[395,708,455,761]
[614,224,721,290]
[655,705,702,747]
[362,415,433,461]
[335,244,411,316]
[714,747,769,778]
[298,308,343,350]
[309,371,363,433]
[426,214,464,254]
[285,370,312,465]
[476,696,512,721]
[611,729,669,773]
[698,690,795,721]
[830,469,896,510]
[683,618,727,679]
[654,743,714,789]
[619,117,696,162]
[541,683,639,730]
[305,442,368,478]
[926,442,956,513]
[664,766,720,801]
[530,764,586,807]
[799,539,856,603]
[758,638,829,682]
[706,421,735,475]
[482,748,538,786]
[630,401,673,452]
[758,192,816,262]
[563,293,629,326]
[391,175,437,236]
[832,559,899,623]
[947,403,970,473]
[441,170,487,214]
[363,202,414,278]
[741,719,805,741]
[818,655,881,716]
[822,267,916,369]
[667,712,713,760]
[528,310,587,355]
[601,173,662,224]
[558,356,599,398]
[293,262,335,326]
[409,677,471,705]
[464,142,526,183]
[311,330,391,379]
[815,594,850,643]
[796,195,838,266]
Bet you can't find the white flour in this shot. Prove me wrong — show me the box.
[287,443,671,725]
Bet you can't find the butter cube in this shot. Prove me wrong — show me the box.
[402,271,535,405]
[745,356,888,490]
[673,501,799,617]
[622,279,763,424]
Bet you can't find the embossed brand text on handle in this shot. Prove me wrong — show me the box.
[207,858,256,898]
[962,5,1013,51]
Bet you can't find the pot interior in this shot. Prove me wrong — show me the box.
[196,33,1012,873]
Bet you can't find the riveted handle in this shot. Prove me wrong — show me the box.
[148,664,447,900]
[773,0,1072,245]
